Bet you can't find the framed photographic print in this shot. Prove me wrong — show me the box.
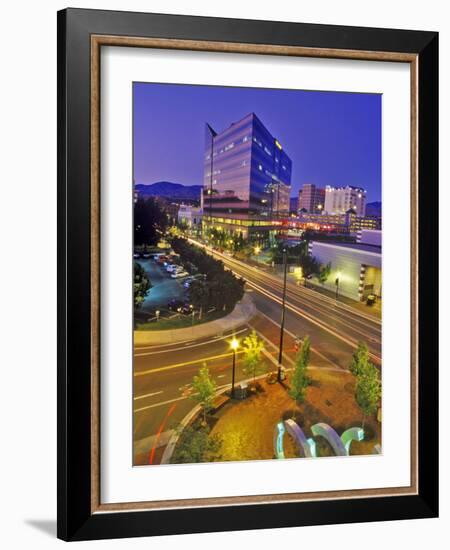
[57,8,439,541]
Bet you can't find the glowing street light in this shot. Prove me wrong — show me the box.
[230,338,239,398]
[294,266,303,285]
[254,245,261,255]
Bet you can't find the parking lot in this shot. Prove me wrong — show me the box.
[135,257,187,315]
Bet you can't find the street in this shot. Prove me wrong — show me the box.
[132,242,382,462]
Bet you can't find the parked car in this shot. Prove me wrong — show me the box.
[167,299,193,314]
[142,251,151,259]
[171,270,189,279]
[183,273,206,288]
[167,299,184,312]
[167,264,184,273]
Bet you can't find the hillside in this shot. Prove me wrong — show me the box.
[135,181,202,201]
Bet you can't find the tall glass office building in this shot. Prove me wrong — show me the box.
[203,113,292,238]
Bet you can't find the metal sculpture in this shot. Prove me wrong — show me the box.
[274,419,316,459]
[274,420,367,458]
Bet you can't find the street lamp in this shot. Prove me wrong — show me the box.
[277,248,288,382]
[230,337,239,398]
[335,271,341,302]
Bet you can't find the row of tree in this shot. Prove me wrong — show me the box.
[171,237,245,315]
[269,242,332,283]
[205,227,247,252]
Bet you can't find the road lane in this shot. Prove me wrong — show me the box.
[189,241,381,362]
[133,242,382,464]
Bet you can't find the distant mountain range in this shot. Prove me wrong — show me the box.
[135,182,382,216]
[135,182,202,201]
[365,201,382,217]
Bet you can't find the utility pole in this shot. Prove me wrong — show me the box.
[230,338,239,398]
[277,248,288,382]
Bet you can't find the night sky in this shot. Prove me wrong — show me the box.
[133,82,381,203]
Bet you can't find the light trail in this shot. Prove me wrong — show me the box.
[134,327,248,356]
[190,240,381,362]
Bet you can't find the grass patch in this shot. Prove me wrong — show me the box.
[136,309,226,331]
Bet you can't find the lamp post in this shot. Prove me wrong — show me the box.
[230,337,239,398]
[277,248,288,382]
[335,272,341,302]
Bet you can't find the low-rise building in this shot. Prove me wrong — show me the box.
[177,204,203,229]
[309,230,381,302]
[298,210,381,234]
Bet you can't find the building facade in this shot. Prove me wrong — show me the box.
[298,211,381,233]
[177,204,203,229]
[203,113,292,238]
[324,185,367,217]
[309,230,381,301]
[298,183,325,213]
[272,181,291,216]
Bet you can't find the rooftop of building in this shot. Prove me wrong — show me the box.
[207,112,289,156]
[325,185,366,193]
[312,240,382,254]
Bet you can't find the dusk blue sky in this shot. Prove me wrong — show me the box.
[133,82,381,203]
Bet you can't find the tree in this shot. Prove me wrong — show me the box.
[133,261,151,308]
[299,254,321,279]
[189,279,210,319]
[289,335,311,404]
[242,330,266,382]
[170,425,222,464]
[134,197,167,246]
[349,342,371,377]
[349,342,381,427]
[318,262,332,284]
[190,365,217,423]
[355,362,381,428]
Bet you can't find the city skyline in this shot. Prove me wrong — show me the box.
[134,82,382,202]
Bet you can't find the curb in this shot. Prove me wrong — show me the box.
[161,370,275,465]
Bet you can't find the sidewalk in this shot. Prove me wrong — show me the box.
[134,293,256,346]
[289,275,382,319]
[251,258,381,320]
